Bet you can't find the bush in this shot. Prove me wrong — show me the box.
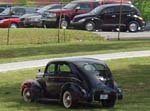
[133,0,150,21]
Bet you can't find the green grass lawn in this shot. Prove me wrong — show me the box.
[0,28,150,63]
[0,40,150,63]
[0,28,102,45]
[0,57,150,111]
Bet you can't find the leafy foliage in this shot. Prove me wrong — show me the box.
[133,0,150,20]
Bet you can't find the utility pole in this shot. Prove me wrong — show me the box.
[57,1,63,43]
[117,0,123,40]
[7,6,11,45]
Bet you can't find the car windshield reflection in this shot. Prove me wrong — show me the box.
[63,3,77,9]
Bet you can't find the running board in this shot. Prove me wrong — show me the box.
[38,98,60,102]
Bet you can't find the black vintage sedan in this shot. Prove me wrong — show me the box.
[21,58,123,108]
[71,4,145,32]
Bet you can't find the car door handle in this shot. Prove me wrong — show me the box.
[112,15,116,18]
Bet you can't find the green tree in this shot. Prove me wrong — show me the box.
[133,0,150,21]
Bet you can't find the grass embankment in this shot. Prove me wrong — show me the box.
[0,29,150,63]
[0,57,149,111]
[0,28,102,45]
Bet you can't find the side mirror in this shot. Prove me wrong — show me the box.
[75,6,80,12]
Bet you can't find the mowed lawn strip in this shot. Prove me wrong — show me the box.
[0,40,150,63]
[0,29,150,63]
[0,57,149,111]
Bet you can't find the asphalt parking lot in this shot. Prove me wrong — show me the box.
[94,21,150,40]
[94,31,150,40]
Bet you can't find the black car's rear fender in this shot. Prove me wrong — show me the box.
[60,82,87,101]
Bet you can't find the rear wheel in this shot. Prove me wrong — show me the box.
[85,21,95,31]
[62,90,75,108]
[128,21,139,32]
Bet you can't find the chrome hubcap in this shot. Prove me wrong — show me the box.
[86,22,94,31]
[23,89,32,102]
[63,91,72,108]
[129,23,138,32]
[10,24,17,28]
[61,20,68,29]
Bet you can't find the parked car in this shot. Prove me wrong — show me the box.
[0,7,5,13]
[20,4,64,28]
[21,58,123,108]
[0,4,12,14]
[41,0,100,28]
[71,4,145,32]
[0,18,20,28]
[0,6,37,20]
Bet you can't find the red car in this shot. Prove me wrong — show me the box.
[0,18,20,28]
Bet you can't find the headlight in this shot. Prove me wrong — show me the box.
[134,15,143,21]
[138,17,143,21]
[48,13,56,18]
[78,18,86,23]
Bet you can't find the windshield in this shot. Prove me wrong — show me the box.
[63,2,77,9]
[90,6,103,15]
[0,7,11,15]
[37,5,53,13]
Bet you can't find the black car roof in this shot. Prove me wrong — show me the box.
[49,57,106,65]
[99,3,135,8]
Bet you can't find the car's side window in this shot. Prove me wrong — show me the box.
[78,3,91,10]
[113,6,120,13]
[13,8,25,15]
[102,7,114,14]
[47,64,56,75]
[58,63,71,74]
[51,5,62,9]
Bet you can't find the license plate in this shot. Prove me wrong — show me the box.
[100,94,108,100]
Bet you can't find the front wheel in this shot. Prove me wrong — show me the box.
[128,21,139,32]
[85,21,95,31]
[22,88,34,103]
[60,19,69,29]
